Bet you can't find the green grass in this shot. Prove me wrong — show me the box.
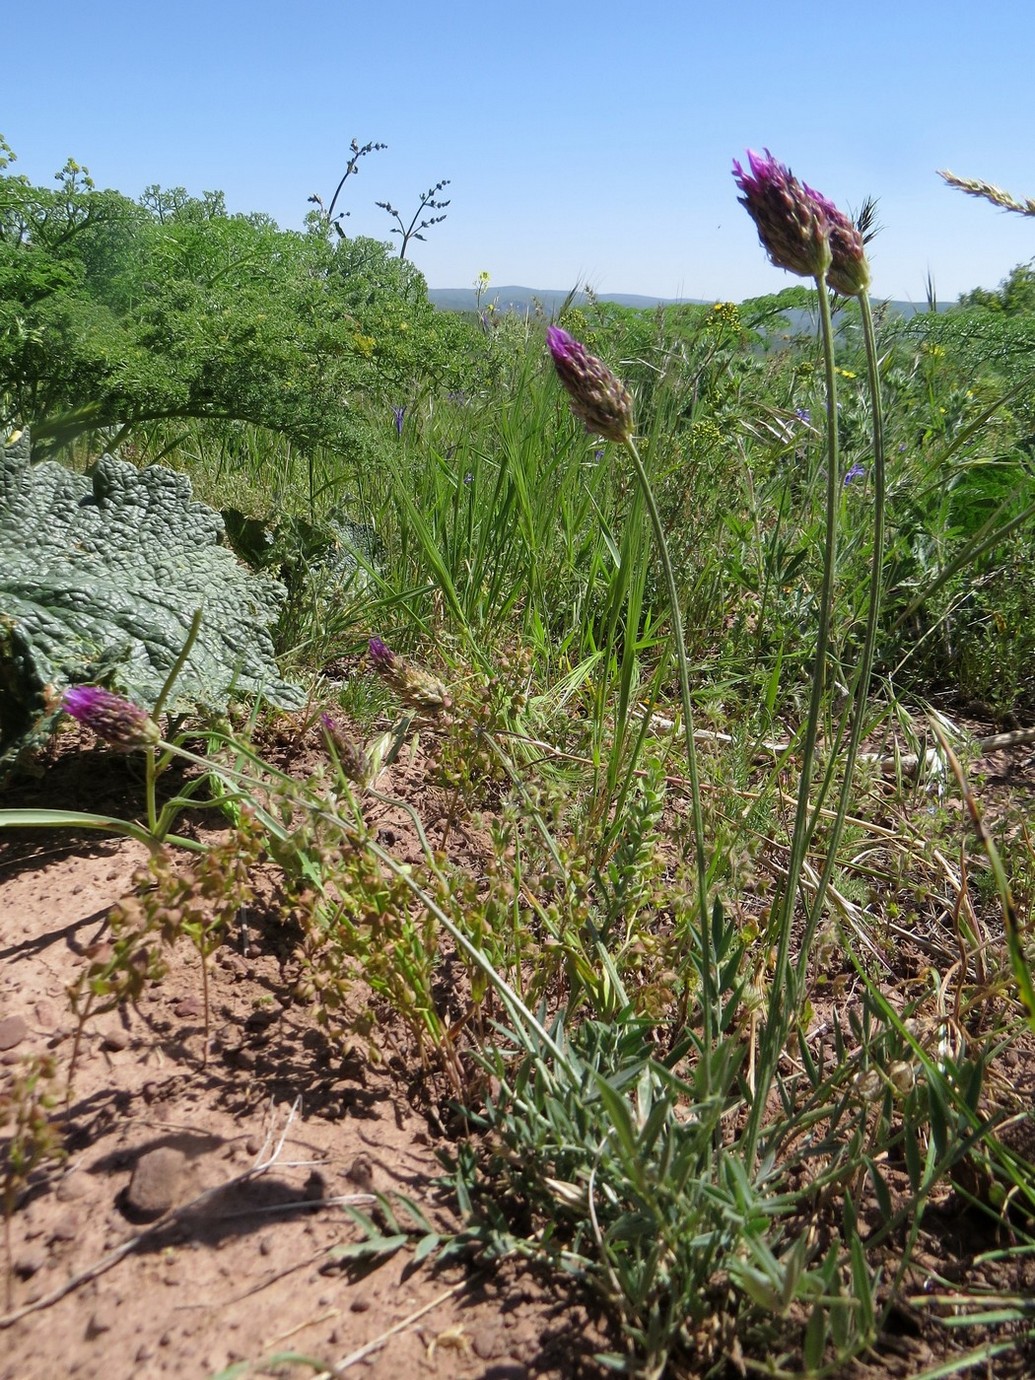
[7,278,1035,1378]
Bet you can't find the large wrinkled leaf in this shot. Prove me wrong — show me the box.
[0,428,302,769]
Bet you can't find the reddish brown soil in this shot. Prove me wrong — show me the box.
[0,740,606,1380]
[4,724,1035,1380]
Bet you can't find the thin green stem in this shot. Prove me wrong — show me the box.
[801,292,886,975]
[621,435,712,1058]
[746,278,840,1160]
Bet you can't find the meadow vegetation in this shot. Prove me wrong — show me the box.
[3,140,1035,1377]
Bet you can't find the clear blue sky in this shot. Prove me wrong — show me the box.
[6,1,1035,304]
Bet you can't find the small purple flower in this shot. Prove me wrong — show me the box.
[795,408,811,425]
[320,712,372,786]
[733,149,869,296]
[61,686,160,750]
[843,463,866,486]
[368,636,397,671]
[546,326,633,444]
[393,406,406,435]
[733,149,831,281]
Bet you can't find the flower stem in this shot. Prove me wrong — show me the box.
[622,435,712,1059]
[746,276,841,1159]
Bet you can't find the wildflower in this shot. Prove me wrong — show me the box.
[733,149,870,296]
[843,462,866,486]
[803,183,870,296]
[795,408,811,424]
[732,149,831,281]
[546,326,633,444]
[320,713,373,786]
[393,406,406,435]
[368,637,451,714]
[61,686,160,750]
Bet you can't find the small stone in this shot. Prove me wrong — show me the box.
[244,1136,262,1157]
[34,1001,59,1030]
[102,1028,130,1052]
[471,1326,506,1361]
[57,1173,90,1203]
[174,996,205,1020]
[13,1246,46,1279]
[349,1295,371,1313]
[345,1154,373,1190]
[141,1081,160,1104]
[50,1212,80,1243]
[86,1302,117,1338]
[0,1014,28,1050]
[258,1235,273,1257]
[123,1147,186,1220]
[234,1048,256,1071]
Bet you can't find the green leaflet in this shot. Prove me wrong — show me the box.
[0,428,302,773]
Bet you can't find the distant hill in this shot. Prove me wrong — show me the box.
[428,286,705,314]
[428,285,943,320]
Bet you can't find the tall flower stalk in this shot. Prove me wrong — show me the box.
[733,150,882,1159]
[546,327,715,1060]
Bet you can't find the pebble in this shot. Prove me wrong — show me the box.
[57,1172,90,1202]
[13,1246,46,1279]
[34,1000,60,1030]
[174,996,205,1020]
[86,1302,117,1338]
[101,1028,130,1052]
[0,1013,28,1050]
[123,1147,186,1220]
[349,1295,371,1313]
[471,1326,506,1361]
[50,1212,80,1243]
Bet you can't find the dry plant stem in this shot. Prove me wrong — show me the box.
[928,718,1035,1028]
[621,434,713,1054]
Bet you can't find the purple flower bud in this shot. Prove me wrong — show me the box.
[61,686,160,750]
[546,326,634,444]
[368,636,397,671]
[367,637,451,714]
[320,712,372,786]
[803,184,870,296]
[733,149,832,281]
[843,462,866,486]
[795,408,811,424]
[393,406,406,435]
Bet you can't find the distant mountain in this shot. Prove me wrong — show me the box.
[428,286,704,314]
[428,285,944,320]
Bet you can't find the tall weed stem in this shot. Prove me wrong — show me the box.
[621,436,713,1059]
[746,278,840,1159]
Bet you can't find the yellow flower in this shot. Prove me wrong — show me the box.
[837,368,857,379]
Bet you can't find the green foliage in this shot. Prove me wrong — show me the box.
[0,147,454,453]
[0,428,301,772]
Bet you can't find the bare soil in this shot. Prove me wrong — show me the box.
[3,722,1035,1380]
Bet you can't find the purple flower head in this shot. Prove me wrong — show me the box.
[61,686,160,750]
[367,637,450,714]
[546,326,633,444]
[805,182,870,296]
[734,149,869,295]
[843,462,866,486]
[733,149,832,281]
[795,408,811,425]
[392,406,406,435]
[320,712,372,786]
[368,636,398,671]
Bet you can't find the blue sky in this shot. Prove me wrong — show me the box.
[6,1,1035,304]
